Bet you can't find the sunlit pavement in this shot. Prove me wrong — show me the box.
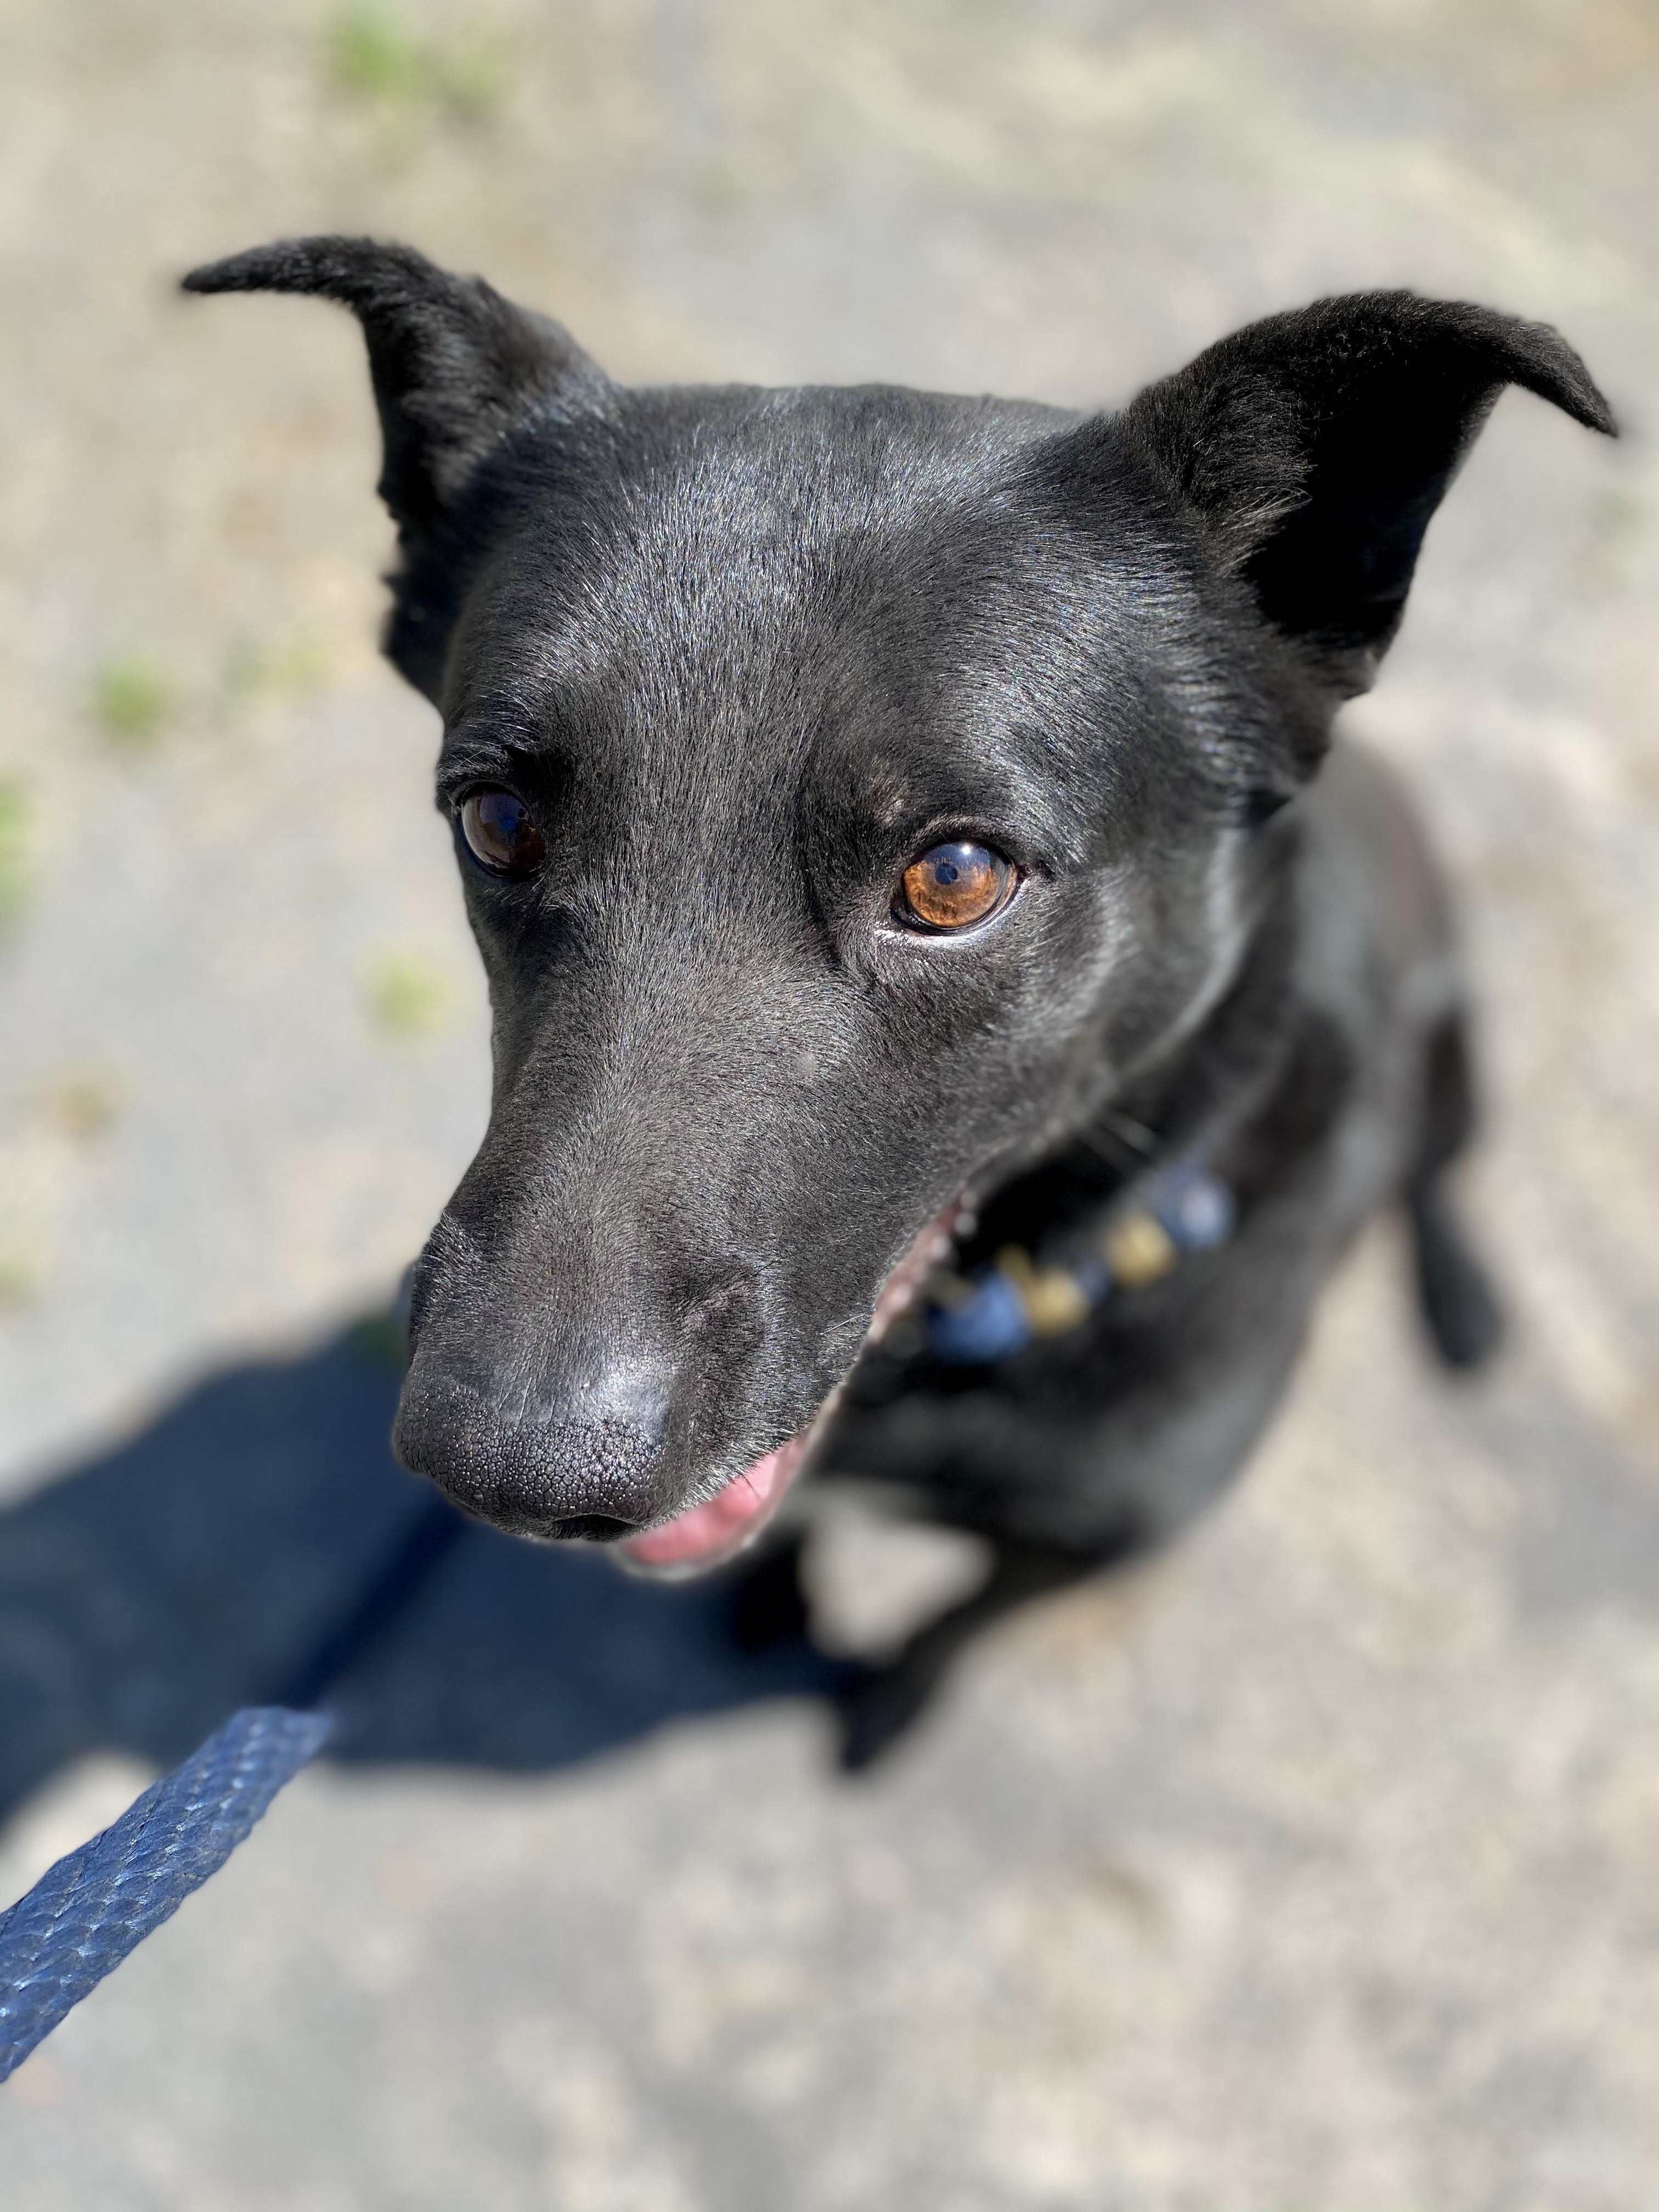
[2,5,1657,2204]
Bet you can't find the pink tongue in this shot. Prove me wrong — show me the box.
[616,1194,966,1573]
[619,1432,807,1570]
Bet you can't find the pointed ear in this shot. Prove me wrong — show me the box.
[1120,291,1615,693]
[182,235,610,545]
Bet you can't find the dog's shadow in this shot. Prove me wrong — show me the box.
[0,1312,845,1827]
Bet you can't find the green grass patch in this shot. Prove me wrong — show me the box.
[1590,484,1645,541]
[323,5,510,125]
[349,1308,409,1372]
[222,630,334,706]
[362,949,453,1040]
[326,5,430,104]
[46,1068,123,1143]
[0,779,29,930]
[91,652,172,752]
[0,1245,44,1318]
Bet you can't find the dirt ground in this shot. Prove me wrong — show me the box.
[2,3,1657,2206]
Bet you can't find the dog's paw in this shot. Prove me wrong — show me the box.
[726,1535,812,1652]
[1412,1188,1506,1372]
[836,1657,943,1773]
[1423,1247,1505,1370]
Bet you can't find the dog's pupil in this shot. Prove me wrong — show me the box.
[460,788,545,878]
[901,842,1008,930]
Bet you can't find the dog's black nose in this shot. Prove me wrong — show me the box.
[392,1353,671,1539]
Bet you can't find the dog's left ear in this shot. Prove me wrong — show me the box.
[183,235,610,548]
[1119,291,1615,696]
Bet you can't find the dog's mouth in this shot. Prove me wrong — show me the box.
[617,1425,817,1577]
[617,1192,973,1578]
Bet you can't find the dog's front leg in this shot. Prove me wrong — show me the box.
[836,1531,1133,1771]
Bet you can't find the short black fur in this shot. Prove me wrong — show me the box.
[185,239,1612,1763]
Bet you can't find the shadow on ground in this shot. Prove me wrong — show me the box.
[0,1313,846,1826]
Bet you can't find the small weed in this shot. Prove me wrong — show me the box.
[363,950,452,1040]
[0,780,29,930]
[46,1069,123,1143]
[1590,484,1645,542]
[690,158,748,219]
[326,5,429,104]
[0,1245,44,1318]
[222,631,334,706]
[323,5,510,126]
[427,36,509,123]
[91,652,172,752]
[349,1308,409,1371]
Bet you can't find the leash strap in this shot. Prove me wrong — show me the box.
[0,1706,332,2083]
[0,1490,463,2081]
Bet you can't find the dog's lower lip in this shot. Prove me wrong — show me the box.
[616,1188,974,1578]
[618,1428,814,1575]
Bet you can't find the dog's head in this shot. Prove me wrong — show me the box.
[185,240,1610,1570]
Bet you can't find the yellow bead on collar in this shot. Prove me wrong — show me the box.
[1102,1210,1178,1288]
[997,1246,1093,1337]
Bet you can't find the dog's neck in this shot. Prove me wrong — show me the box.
[962,859,1303,1271]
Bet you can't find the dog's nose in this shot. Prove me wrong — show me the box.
[392,1352,672,1539]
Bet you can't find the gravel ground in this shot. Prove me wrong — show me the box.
[2,3,1657,2206]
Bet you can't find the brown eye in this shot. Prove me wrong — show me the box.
[459,788,545,878]
[896,840,1014,932]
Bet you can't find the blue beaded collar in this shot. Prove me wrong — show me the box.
[924,1153,1235,1367]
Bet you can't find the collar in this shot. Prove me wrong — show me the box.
[922,1148,1235,1366]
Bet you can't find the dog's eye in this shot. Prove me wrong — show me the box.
[459,788,545,878]
[895,841,1014,932]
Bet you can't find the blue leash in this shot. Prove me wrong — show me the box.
[0,1494,464,2084]
[0,1708,331,2083]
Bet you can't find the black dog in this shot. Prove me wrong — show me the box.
[185,240,1612,1763]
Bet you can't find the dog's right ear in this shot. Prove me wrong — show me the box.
[1114,291,1615,700]
[182,236,610,549]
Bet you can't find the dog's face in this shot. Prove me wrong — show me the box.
[185,241,1611,1569]
[398,387,1288,1564]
